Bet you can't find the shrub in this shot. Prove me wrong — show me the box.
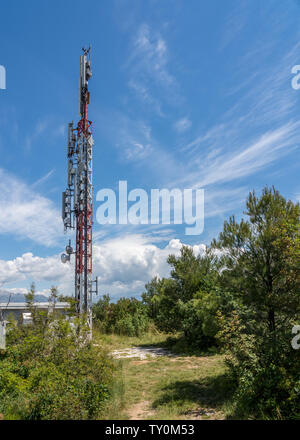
[217,311,300,419]
[93,296,150,337]
[0,309,122,419]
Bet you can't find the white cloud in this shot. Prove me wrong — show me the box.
[132,24,171,86]
[0,234,206,298]
[92,235,204,297]
[126,23,181,111]
[85,235,205,296]
[0,168,62,246]
[0,252,71,287]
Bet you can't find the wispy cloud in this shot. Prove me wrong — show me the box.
[25,120,49,152]
[181,122,300,189]
[131,23,174,86]
[113,114,153,161]
[174,117,192,133]
[219,1,248,50]
[24,117,66,152]
[128,80,164,116]
[177,33,300,196]
[126,23,182,112]
[31,169,55,188]
[0,168,62,246]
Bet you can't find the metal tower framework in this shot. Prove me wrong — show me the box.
[62,48,97,334]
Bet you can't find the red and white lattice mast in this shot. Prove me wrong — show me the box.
[61,47,97,336]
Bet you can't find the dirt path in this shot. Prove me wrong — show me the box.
[111,345,227,420]
[127,399,154,420]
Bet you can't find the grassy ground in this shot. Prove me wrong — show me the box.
[94,331,234,420]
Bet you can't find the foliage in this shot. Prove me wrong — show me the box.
[93,295,150,337]
[214,187,300,419]
[0,285,122,420]
[142,246,237,349]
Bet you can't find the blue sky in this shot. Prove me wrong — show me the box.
[0,0,299,299]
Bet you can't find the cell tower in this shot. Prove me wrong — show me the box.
[61,47,98,336]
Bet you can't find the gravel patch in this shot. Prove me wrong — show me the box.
[111,346,177,359]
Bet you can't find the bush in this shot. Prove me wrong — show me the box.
[217,311,300,419]
[0,312,122,420]
[93,296,150,337]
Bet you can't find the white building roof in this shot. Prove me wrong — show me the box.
[0,302,70,310]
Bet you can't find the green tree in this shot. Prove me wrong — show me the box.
[142,276,162,319]
[213,186,300,335]
[213,187,300,418]
[167,246,215,303]
[143,246,229,345]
